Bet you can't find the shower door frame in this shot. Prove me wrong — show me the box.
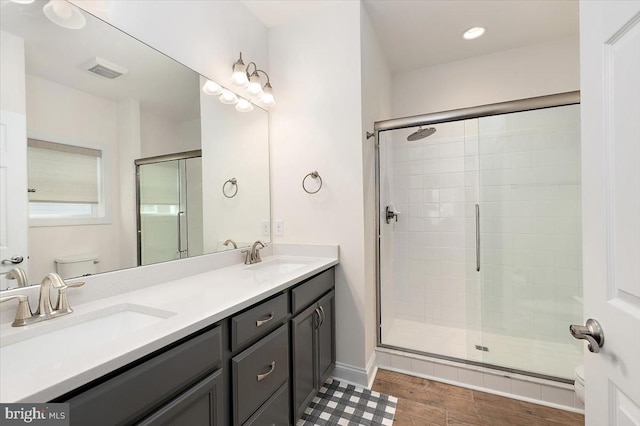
[373,91,580,382]
[135,149,202,266]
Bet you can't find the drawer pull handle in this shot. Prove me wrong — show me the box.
[319,306,326,327]
[256,312,275,327]
[314,308,322,329]
[257,361,276,382]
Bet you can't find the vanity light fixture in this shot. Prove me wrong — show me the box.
[229,52,277,107]
[231,52,249,86]
[202,80,223,96]
[462,26,486,40]
[235,98,254,113]
[260,82,276,107]
[9,0,36,4]
[43,0,86,30]
[219,89,239,105]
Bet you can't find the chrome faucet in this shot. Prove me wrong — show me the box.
[5,267,28,288]
[223,239,238,249]
[35,272,66,317]
[0,273,84,327]
[242,240,267,265]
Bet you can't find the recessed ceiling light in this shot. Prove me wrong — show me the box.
[463,27,486,40]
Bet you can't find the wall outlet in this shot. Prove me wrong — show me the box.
[274,220,284,236]
[261,221,270,236]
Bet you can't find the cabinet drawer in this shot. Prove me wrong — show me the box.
[66,325,222,426]
[231,292,288,351]
[291,268,334,314]
[138,369,224,426]
[232,324,289,426]
[243,383,289,426]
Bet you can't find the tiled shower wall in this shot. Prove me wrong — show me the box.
[389,104,582,345]
[478,105,582,345]
[390,119,479,330]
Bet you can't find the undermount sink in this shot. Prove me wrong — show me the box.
[1,303,176,369]
[244,258,310,275]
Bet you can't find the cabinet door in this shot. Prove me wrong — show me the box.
[317,290,335,385]
[291,303,319,420]
[138,369,224,426]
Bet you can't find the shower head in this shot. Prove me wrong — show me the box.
[407,127,436,141]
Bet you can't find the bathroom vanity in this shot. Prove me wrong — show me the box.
[0,245,338,426]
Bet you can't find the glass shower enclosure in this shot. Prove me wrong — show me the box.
[376,93,583,381]
[136,150,203,266]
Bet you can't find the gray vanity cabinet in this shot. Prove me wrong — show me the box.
[290,269,336,421]
[291,303,318,419]
[52,266,336,426]
[138,369,224,426]
[231,323,289,425]
[58,325,224,426]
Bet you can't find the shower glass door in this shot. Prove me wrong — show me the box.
[476,104,583,380]
[137,154,203,266]
[377,97,583,381]
[378,119,482,363]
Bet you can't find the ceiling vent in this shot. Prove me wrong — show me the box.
[83,57,128,79]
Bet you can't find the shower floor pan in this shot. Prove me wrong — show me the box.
[382,319,582,381]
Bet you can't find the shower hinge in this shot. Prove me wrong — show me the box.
[475,345,490,352]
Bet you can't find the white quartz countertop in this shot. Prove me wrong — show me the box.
[0,249,338,403]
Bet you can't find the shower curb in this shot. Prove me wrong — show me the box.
[375,347,585,414]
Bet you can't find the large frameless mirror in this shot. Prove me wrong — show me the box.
[0,0,270,290]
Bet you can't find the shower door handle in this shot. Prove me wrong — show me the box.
[475,204,480,272]
[570,318,604,353]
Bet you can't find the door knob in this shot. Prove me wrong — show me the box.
[570,318,604,353]
[1,256,24,265]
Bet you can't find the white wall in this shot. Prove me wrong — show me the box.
[71,0,269,93]
[26,75,121,280]
[360,6,392,373]
[268,1,370,376]
[392,37,580,118]
[140,112,201,158]
[117,99,141,270]
[200,77,270,252]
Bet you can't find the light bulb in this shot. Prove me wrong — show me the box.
[52,0,73,19]
[219,89,238,105]
[260,83,276,107]
[462,27,486,40]
[235,98,254,112]
[42,0,86,29]
[231,56,248,86]
[247,73,263,97]
[202,80,222,96]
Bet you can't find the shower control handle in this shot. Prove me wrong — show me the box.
[385,206,399,224]
[570,318,604,353]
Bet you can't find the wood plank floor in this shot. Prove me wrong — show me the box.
[371,369,585,426]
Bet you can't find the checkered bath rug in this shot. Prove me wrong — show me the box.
[297,378,397,426]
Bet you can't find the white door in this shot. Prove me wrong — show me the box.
[0,109,29,288]
[579,1,640,424]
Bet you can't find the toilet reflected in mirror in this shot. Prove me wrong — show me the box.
[54,254,99,279]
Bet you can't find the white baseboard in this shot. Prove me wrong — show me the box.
[331,351,378,389]
[331,362,369,388]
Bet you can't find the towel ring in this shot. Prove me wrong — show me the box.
[302,171,322,194]
[223,178,238,198]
